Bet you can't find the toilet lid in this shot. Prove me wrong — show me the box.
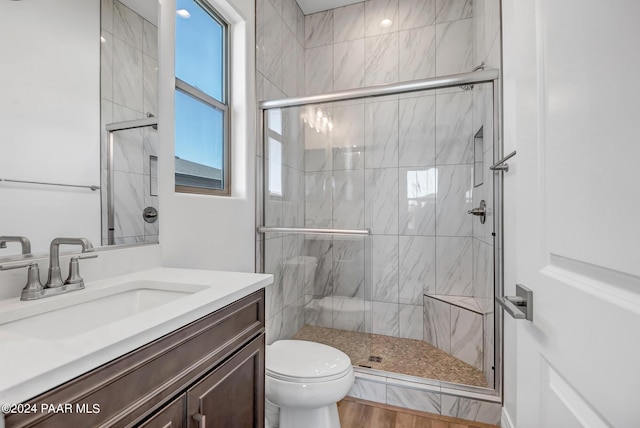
[266,340,352,383]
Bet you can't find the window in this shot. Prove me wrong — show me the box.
[175,0,229,195]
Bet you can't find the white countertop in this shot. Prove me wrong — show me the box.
[0,268,273,407]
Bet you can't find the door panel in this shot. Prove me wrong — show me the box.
[503,0,640,427]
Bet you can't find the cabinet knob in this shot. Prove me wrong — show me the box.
[193,413,206,428]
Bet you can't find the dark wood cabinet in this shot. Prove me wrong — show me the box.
[187,334,264,428]
[5,290,265,428]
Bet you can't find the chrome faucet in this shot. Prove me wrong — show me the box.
[45,237,94,288]
[0,236,31,255]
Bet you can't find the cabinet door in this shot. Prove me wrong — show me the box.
[137,396,185,428]
[187,334,264,428]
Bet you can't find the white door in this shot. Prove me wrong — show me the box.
[502,1,640,427]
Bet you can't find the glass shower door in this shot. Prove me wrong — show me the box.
[261,102,373,364]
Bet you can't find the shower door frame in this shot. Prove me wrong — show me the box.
[256,69,504,400]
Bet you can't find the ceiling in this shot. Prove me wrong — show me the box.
[296,0,364,15]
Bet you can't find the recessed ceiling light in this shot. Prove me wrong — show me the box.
[176,9,191,19]
[380,18,392,28]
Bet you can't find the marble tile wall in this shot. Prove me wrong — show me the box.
[100,0,158,245]
[347,372,502,425]
[303,0,473,95]
[257,0,308,346]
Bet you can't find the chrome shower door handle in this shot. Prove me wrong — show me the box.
[497,284,533,321]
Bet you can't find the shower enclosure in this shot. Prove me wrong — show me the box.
[257,69,502,400]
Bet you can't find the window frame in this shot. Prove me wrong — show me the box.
[174,0,231,196]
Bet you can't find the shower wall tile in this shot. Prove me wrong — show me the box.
[296,4,305,44]
[282,26,302,97]
[267,0,282,16]
[333,3,364,43]
[348,376,387,403]
[142,54,157,116]
[304,119,333,172]
[264,237,284,319]
[332,102,365,170]
[282,107,302,168]
[113,171,144,238]
[435,18,473,75]
[473,238,493,299]
[365,99,399,168]
[304,172,332,228]
[333,296,366,332]
[282,235,301,308]
[372,301,399,337]
[256,0,265,74]
[113,128,144,174]
[266,311,284,345]
[365,33,399,86]
[450,306,483,369]
[305,45,333,95]
[282,166,300,227]
[398,304,424,340]
[399,0,436,30]
[102,0,114,33]
[304,295,333,328]
[365,0,399,37]
[101,31,114,102]
[303,237,333,297]
[435,236,473,295]
[399,236,435,303]
[113,102,144,122]
[282,0,298,34]
[113,37,143,113]
[371,235,399,303]
[333,39,365,91]
[282,296,304,338]
[365,168,399,235]
[263,0,283,89]
[387,385,441,414]
[436,91,474,165]
[435,164,473,236]
[399,26,436,82]
[332,170,365,230]
[142,20,157,60]
[441,395,502,425]
[113,1,143,49]
[399,167,437,236]
[398,95,436,167]
[424,296,451,353]
[436,0,473,24]
[332,238,365,298]
[305,10,333,48]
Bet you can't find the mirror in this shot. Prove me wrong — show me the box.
[0,0,158,259]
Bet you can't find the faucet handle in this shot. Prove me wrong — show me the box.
[0,263,44,301]
[65,254,98,288]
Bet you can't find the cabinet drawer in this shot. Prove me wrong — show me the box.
[6,290,264,428]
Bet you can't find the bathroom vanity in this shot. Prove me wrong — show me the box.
[0,268,272,428]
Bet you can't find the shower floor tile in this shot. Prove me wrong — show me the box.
[293,325,488,388]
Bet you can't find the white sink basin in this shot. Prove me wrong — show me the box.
[0,280,207,340]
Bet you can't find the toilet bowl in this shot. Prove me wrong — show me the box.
[265,340,355,428]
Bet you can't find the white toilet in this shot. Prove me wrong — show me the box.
[265,340,355,428]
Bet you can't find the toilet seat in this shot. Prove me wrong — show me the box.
[266,340,352,383]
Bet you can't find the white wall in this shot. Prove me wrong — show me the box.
[0,0,101,255]
[158,0,256,271]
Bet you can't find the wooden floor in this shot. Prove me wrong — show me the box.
[338,398,499,428]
